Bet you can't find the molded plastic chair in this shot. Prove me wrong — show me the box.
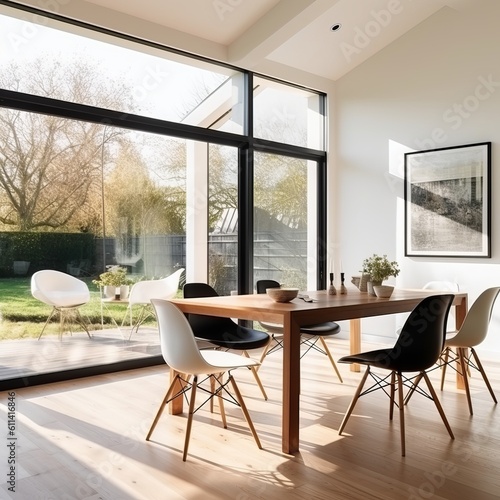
[337,294,455,456]
[126,268,184,339]
[183,283,270,400]
[31,270,91,340]
[440,286,500,415]
[256,279,343,382]
[146,299,262,461]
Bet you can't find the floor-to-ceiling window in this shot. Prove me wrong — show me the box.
[0,1,327,388]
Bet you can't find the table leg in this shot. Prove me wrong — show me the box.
[454,295,468,390]
[350,319,361,372]
[169,369,185,415]
[282,313,301,454]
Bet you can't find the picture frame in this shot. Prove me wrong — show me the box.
[404,142,491,258]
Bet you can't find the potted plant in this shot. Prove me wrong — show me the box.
[93,265,134,299]
[362,254,400,296]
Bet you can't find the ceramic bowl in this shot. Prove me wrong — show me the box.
[266,287,299,303]
[373,285,394,299]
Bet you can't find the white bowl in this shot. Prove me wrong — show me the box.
[373,285,394,298]
[266,287,299,303]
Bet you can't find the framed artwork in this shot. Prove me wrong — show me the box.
[404,142,491,257]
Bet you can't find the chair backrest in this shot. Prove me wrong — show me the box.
[449,287,500,347]
[182,283,237,338]
[151,298,213,375]
[128,268,184,305]
[256,279,280,294]
[31,270,90,306]
[389,294,455,372]
[423,281,460,292]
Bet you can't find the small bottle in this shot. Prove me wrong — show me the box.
[340,272,347,294]
[329,272,337,295]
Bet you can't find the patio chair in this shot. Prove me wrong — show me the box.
[146,299,262,461]
[126,268,184,339]
[31,270,91,340]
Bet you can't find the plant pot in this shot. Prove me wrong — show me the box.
[367,280,382,296]
[120,285,130,300]
[373,285,394,299]
[103,285,115,299]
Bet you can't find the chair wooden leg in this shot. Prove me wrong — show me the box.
[146,374,182,440]
[458,347,474,415]
[440,347,450,390]
[319,336,343,383]
[396,372,406,457]
[229,375,262,449]
[215,374,228,429]
[183,375,199,461]
[339,366,370,435]
[389,371,396,420]
[470,348,497,403]
[243,351,268,400]
[258,342,272,366]
[422,372,454,440]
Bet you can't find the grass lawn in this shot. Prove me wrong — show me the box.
[0,277,150,340]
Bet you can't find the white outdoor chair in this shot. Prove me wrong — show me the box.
[146,298,262,461]
[126,268,184,339]
[31,270,91,340]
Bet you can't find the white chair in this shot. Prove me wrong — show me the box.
[440,286,500,415]
[146,298,262,461]
[31,270,91,340]
[126,268,184,339]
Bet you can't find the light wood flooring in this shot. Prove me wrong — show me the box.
[0,335,499,500]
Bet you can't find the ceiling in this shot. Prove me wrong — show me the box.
[82,0,474,81]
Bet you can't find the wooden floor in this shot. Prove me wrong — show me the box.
[0,335,499,499]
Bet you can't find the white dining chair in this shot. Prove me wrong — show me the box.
[146,298,262,461]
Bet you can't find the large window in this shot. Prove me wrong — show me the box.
[0,1,326,388]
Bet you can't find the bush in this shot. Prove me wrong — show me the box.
[0,231,95,275]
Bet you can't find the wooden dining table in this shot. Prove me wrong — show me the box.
[169,288,468,454]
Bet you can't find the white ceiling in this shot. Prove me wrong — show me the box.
[83,0,474,81]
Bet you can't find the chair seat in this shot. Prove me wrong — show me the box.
[301,321,340,336]
[197,325,270,351]
[42,291,89,308]
[201,349,261,370]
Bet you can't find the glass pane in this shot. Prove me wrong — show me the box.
[253,152,317,291]
[0,107,189,381]
[208,144,238,295]
[0,8,244,132]
[253,76,324,149]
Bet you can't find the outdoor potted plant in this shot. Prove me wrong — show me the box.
[361,254,400,297]
[92,265,134,299]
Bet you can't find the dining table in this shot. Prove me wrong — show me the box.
[169,287,468,454]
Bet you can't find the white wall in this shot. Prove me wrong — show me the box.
[334,1,500,352]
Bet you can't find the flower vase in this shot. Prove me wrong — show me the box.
[367,280,382,296]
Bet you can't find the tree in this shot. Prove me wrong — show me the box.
[0,58,132,231]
